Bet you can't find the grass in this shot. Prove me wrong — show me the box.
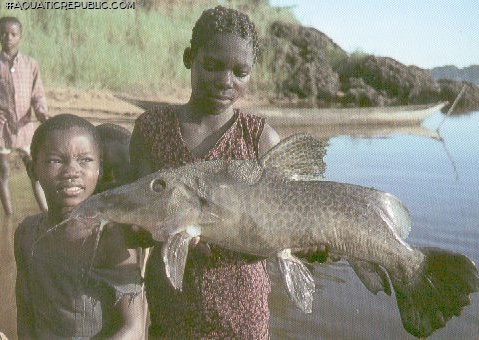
[3,1,297,96]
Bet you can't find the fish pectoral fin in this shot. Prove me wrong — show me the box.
[161,227,201,291]
[277,249,316,313]
[349,260,392,296]
[198,198,230,225]
[152,207,200,241]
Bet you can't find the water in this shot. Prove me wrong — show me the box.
[269,111,479,339]
[1,111,478,339]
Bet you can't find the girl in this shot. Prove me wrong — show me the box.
[14,114,144,339]
[130,6,280,339]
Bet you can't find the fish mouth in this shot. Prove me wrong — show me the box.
[208,93,234,102]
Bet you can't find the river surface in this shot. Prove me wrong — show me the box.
[1,110,478,339]
[269,111,479,339]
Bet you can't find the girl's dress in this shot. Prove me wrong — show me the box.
[133,105,271,339]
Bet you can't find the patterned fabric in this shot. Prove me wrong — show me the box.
[0,51,47,149]
[133,105,271,339]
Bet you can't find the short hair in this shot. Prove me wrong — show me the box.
[96,123,131,146]
[0,16,22,32]
[190,6,259,62]
[31,114,101,163]
[94,124,132,192]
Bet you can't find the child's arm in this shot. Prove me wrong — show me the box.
[94,225,146,339]
[102,278,146,340]
[258,123,281,158]
[30,61,48,123]
[14,225,37,339]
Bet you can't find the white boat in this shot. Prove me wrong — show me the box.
[257,102,447,127]
[258,102,446,139]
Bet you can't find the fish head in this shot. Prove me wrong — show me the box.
[67,170,205,241]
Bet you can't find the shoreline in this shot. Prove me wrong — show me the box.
[46,89,445,139]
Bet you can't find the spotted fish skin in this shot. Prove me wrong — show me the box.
[63,134,478,338]
[202,176,413,261]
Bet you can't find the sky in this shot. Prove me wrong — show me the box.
[269,0,478,69]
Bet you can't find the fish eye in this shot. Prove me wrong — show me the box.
[150,178,167,192]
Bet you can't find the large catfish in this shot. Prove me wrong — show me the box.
[52,134,478,338]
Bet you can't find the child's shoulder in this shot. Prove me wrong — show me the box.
[17,213,43,233]
[135,104,182,136]
[137,103,179,122]
[14,213,44,247]
[17,52,39,66]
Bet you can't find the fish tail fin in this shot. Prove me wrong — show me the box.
[391,247,479,338]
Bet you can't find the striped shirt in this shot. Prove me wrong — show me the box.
[0,51,47,149]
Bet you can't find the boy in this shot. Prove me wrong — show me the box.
[95,123,132,193]
[0,16,48,215]
[14,114,144,338]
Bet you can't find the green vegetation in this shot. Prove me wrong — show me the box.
[349,49,370,63]
[4,0,296,96]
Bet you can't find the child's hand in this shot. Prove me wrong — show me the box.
[190,236,212,256]
[37,113,49,123]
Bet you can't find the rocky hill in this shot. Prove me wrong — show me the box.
[431,65,479,85]
[266,21,479,113]
[266,21,346,106]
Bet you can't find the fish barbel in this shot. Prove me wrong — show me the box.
[60,134,478,338]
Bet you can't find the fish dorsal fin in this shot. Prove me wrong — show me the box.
[226,160,264,185]
[259,133,327,180]
[277,249,316,313]
[197,160,263,189]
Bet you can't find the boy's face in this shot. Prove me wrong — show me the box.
[0,22,22,55]
[189,33,254,114]
[96,142,130,192]
[33,128,100,216]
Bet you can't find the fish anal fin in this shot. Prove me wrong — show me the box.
[161,228,201,291]
[349,260,391,296]
[277,249,316,313]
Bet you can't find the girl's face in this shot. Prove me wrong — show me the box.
[34,128,100,217]
[189,33,255,115]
